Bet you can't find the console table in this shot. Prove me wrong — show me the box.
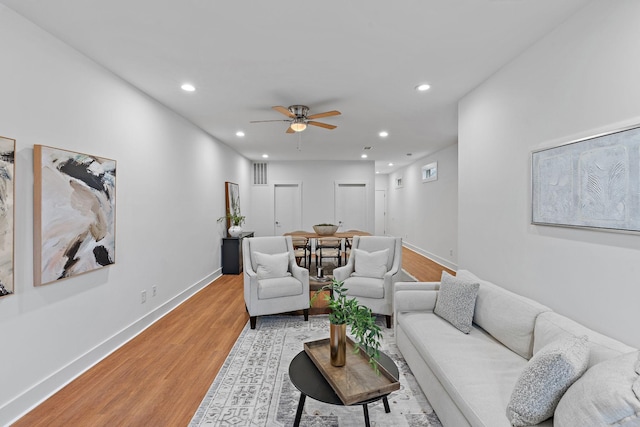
[221,231,254,274]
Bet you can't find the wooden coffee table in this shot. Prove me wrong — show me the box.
[288,350,398,427]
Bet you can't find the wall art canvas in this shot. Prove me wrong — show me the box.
[0,136,15,297]
[532,124,640,232]
[34,145,116,286]
[225,181,240,229]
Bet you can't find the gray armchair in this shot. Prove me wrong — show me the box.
[243,236,310,329]
[333,236,402,328]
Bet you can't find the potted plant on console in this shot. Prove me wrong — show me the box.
[217,196,245,237]
[313,279,382,371]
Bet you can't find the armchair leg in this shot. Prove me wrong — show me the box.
[385,315,392,329]
[303,308,309,321]
[250,316,257,329]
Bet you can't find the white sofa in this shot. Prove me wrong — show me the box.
[394,270,638,427]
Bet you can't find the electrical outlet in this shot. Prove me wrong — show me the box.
[449,249,453,256]
[152,285,157,297]
[141,290,147,304]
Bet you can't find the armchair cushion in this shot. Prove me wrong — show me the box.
[352,248,389,279]
[254,251,291,279]
[342,276,384,298]
[258,276,303,299]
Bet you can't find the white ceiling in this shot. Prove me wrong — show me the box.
[1,0,589,173]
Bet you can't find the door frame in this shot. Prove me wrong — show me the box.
[334,180,370,233]
[273,181,303,235]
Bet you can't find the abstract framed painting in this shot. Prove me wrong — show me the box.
[532,124,640,233]
[34,145,116,286]
[0,136,15,297]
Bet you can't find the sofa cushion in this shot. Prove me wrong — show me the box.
[354,236,396,271]
[254,251,291,279]
[257,276,302,299]
[554,350,640,427]
[352,248,388,279]
[434,271,479,334]
[507,335,589,426]
[398,311,528,427]
[534,311,636,368]
[344,276,384,298]
[457,270,551,359]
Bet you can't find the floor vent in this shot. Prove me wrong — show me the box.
[253,162,268,185]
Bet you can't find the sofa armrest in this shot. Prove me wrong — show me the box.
[394,282,440,313]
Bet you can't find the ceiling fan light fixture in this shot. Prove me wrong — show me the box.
[290,119,307,132]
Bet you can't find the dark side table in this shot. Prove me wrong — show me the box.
[288,350,398,427]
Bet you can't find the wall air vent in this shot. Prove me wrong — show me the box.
[253,162,268,185]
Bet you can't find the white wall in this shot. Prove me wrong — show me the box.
[387,145,458,269]
[0,7,250,424]
[249,160,375,236]
[458,1,640,348]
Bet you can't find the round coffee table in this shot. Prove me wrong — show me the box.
[288,350,398,427]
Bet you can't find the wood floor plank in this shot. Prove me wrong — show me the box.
[12,249,450,427]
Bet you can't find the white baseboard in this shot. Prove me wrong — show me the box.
[402,242,458,272]
[2,269,222,427]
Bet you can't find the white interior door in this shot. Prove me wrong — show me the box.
[274,183,302,234]
[335,182,367,232]
[375,189,386,236]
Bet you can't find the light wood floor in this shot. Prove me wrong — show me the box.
[13,247,452,427]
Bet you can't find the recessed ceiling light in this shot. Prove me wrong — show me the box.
[379,131,389,138]
[236,131,245,137]
[388,162,394,167]
[181,83,195,92]
[416,83,431,92]
[376,171,380,174]
[361,154,368,159]
[262,154,269,158]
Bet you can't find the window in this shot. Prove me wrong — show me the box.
[422,162,437,183]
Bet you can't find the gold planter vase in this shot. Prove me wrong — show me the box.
[330,323,347,367]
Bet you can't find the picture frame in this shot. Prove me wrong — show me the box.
[0,136,15,297]
[225,181,240,230]
[531,124,640,233]
[34,145,117,286]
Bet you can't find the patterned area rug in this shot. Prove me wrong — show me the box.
[189,315,442,427]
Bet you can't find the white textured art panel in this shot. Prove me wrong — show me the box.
[532,125,640,232]
[0,136,15,296]
[34,145,116,286]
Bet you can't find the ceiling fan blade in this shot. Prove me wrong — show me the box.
[308,121,337,130]
[286,126,295,134]
[306,110,341,119]
[249,119,290,123]
[272,106,295,118]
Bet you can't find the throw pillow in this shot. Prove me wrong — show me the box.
[554,350,640,427]
[352,248,389,279]
[254,251,291,280]
[433,271,479,334]
[506,335,590,426]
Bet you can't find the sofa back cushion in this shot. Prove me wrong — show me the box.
[456,270,551,360]
[534,311,635,368]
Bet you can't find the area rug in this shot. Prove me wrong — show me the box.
[189,315,442,427]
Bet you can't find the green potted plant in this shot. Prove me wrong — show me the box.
[217,196,245,237]
[312,279,383,371]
